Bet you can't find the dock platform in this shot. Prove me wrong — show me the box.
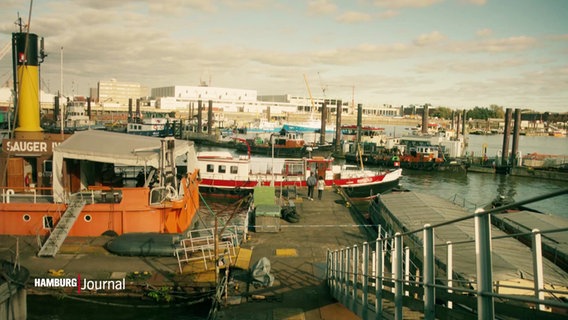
[369,191,568,295]
[217,189,425,320]
[492,210,568,272]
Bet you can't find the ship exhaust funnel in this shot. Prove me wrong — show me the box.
[13,32,43,139]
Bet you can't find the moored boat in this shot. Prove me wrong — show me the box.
[126,114,181,137]
[196,151,402,199]
[0,131,201,241]
[235,130,308,158]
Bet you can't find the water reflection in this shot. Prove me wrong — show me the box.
[399,170,567,216]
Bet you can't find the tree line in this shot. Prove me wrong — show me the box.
[427,105,567,122]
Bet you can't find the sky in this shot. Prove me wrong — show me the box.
[0,0,567,113]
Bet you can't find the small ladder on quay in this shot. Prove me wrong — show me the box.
[37,199,86,257]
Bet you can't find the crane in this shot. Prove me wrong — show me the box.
[0,42,10,62]
[303,74,316,116]
[317,72,327,99]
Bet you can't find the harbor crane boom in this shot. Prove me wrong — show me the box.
[303,74,316,115]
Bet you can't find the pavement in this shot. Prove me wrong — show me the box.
[216,189,367,320]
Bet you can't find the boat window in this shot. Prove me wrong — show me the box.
[207,164,214,173]
[230,166,238,174]
[286,163,304,176]
[23,214,30,222]
[43,160,53,178]
[84,215,92,222]
[218,165,226,173]
[43,216,54,229]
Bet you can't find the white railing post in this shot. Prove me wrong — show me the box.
[447,241,453,309]
[394,232,403,320]
[532,229,545,311]
[474,209,494,320]
[375,237,383,320]
[340,248,346,305]
[327,250,333,293]
[333,250,339,298]
[423,224,435,320]
[345,247,351,307]
[390,236,396,294]
[362,242,369,319]
[352,244,359,312]
[405,246,410,297]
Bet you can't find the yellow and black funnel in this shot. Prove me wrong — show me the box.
[13,32,43,137]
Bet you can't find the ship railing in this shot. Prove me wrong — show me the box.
[1,186,55,204]
[327,188,568,320]
[174,235,237,273]
[67,188,123,205]
[185,227,241,248]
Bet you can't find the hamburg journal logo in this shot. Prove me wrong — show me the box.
[34,274,126,293]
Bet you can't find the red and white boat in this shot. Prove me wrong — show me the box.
[196,151,402,199]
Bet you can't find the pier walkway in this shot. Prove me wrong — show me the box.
[216,189,424,320]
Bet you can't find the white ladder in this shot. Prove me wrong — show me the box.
[38,199,86,257]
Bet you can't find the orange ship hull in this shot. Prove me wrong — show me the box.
[0,172,200,237]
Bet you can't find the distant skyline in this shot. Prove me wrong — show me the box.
[0,0,567,113]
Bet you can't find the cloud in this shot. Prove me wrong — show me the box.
[373,0,444,9]
[336,11,372,24]
[473,36,537,53]
[461,0,487,5]
[379,10,399,19]
[414,58,525,74]
[307,0,337,15]
[413,31,447,46]
[476,28,492,37]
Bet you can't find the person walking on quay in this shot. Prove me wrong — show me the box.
[317,176,325,200]
[306,172,317,200]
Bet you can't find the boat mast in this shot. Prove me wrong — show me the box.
[60,46,64,137]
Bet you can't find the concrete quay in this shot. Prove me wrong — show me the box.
[216,189,424,320]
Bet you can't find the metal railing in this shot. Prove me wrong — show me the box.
[327,189,568,320]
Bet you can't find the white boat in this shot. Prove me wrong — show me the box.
[127,115,180,137]
[196,151,402,199]
[64,99,97,130]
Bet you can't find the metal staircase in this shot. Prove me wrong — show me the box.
[38,199,86,257]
